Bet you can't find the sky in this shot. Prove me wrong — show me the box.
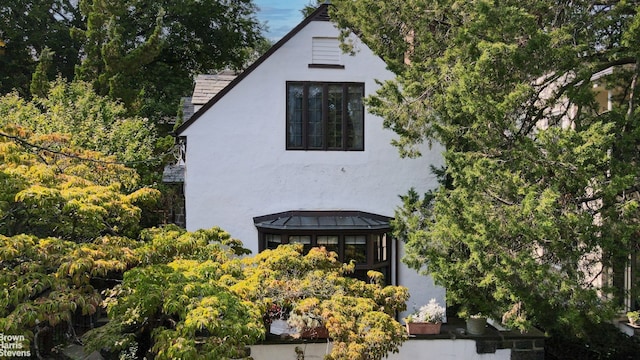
[253,0,313,41]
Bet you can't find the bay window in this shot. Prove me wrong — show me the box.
[255,211,392,283]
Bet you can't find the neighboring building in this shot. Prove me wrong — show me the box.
[191,71,237,113]
[582,67,638,314]
[540,65,640,312]
[175,4,445,316]
[179,96,194,124]
[174,72,238,127]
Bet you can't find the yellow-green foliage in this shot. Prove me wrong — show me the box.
[1,222,409,359]
[0,80,158,167]
[0,124,160,241]
[85,242,409,360]
[0,234,140,343]
[0,225,247,357]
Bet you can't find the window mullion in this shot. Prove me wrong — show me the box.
[339,234,344,263]
[342,84,348,150]
[367,234,373,267]
[302,83,308,149]
[322,83,328,150]
[286,81,364,152]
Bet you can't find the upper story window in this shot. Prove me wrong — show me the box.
[286,82,364,151]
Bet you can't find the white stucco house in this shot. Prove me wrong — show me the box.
[175,3,445,317]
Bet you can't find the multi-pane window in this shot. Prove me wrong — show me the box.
[345,235,367,264]
[255,211,392,282]
[265,234,282,249]
[317,235,339,254]
[287,82,364,151]
[259,232,391,283]
[289,235,312,253]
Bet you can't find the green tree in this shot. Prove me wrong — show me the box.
[0,225,243,358]
[1,0,266,127]
[74,0,265,124]
[30,47,55,98]
[0,124,160,241]
[85,240,408,360]
[303,1,325,17]
[332,0,640,334]
[0,0,83,96]
[0,79,168,183]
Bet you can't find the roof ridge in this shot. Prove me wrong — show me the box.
[175,3,332,135]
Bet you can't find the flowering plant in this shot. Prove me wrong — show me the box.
[263,303,292,325]
[406,298,445,323]
[628,311,640,326]
[287,311,323,331]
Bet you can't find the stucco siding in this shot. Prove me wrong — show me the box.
[181,20,445,314]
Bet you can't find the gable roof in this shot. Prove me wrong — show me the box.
[175,4,331,135]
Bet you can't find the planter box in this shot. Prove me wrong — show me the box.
[269,319,296,336]
[270,320,329,339]
[406,322,442,335]
[300,326,329,339]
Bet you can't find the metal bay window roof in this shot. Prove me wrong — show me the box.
[253,211,392,231]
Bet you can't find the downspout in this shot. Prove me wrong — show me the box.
[394,233,399,287]
[394,232,401,322]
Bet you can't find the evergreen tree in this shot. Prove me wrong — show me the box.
[0,0,83,96]
[332,0,640,334]
[73,0,265,124]
[30,47,54,98]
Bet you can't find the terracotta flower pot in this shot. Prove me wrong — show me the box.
[406,322,442,335]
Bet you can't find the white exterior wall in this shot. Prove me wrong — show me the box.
[181,20,445,314]
[250,340,511,360]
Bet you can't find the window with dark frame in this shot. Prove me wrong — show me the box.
[286,82,364,151]
[259,231,391,284]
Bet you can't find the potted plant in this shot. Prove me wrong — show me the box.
[287,310,329,339]
[627,311,639,327]
[265,303,297,336]
[458,303,491,336]
[465,313,488,335]
[405,298,445,335]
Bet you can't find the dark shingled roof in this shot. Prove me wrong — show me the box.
[162,164,185,183]
[253,211,391,231]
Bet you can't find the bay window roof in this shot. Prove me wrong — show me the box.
[253,211,392,231]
